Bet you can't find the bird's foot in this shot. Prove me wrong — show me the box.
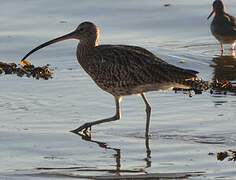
[70,123,92,137]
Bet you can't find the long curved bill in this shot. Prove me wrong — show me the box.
[207,10,215,20]
[21,31,76,62]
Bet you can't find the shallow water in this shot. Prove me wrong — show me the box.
[1,0,236,179]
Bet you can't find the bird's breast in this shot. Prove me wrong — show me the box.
[211,23,236,44]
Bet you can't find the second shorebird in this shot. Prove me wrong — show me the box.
[208,0,236,53]
[21,22,208,137]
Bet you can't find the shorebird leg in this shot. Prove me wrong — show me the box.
[232,50,236,57]
[231,43,236,51]
[71,96,121,135]
[140,93,152,167]
[220,43,224,55]
[140,93,151,137]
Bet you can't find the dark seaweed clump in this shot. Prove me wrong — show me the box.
[0,61,52,80]
[173,79,236,96]
[210,80,236,95]
[173,79,208,97]
[209,150,236,161]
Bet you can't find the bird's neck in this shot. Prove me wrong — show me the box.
[215,10,225,15]
[214,6,225,15]
[76,40,97,65]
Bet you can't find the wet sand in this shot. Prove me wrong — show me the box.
[1,0,236,179]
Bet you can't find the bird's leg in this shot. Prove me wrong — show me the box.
[231,43,236,51]
[71,96,122,135]
[232,50,236,57]
[140,93,152,166]
[220,43,224,55]
[140,93,151,137]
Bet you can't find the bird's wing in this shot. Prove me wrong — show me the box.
[225,13,236,25]
[222,13,236,34]
[115,45,168,64]
[86,45,198,88]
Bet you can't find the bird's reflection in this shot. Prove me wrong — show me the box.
[210,54,236,105]
[145,134,151,168]
[210,54,236,82]
[75,131,152,174]
[79,134,121,174]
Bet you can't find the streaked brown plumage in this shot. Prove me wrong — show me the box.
[208,0,236,53]
[21,21,208,136]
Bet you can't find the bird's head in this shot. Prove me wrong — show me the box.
[74,22,100,42]
[21,21,100,62]
[207,0,225,20]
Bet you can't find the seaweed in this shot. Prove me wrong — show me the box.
[210,79,236,95]
[173,79,236,96]
[209,150,236,161]
[0,60,52,80]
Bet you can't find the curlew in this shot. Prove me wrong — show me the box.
[208,0,236,53]
[21,22,208,137]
